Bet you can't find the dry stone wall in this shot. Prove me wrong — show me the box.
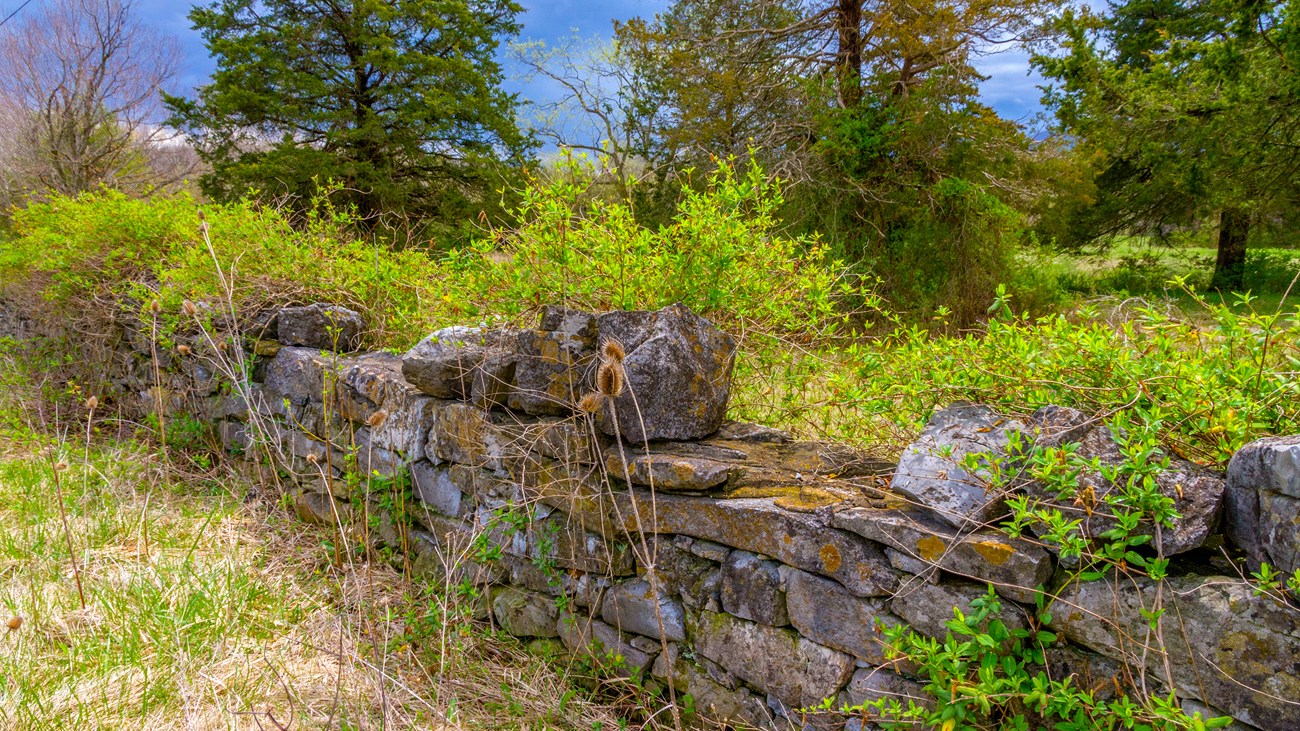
[15,299,1300,731]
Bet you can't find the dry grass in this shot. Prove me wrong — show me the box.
[0,359,652,730]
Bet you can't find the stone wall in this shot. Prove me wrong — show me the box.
[15,299,1300,730]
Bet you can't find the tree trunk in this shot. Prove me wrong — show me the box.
[836,0,862,108]
[1211,207,1249,291]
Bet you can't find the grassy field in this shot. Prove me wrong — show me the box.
[0,349,648,730]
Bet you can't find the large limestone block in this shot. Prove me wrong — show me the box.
[651,645,773,729]
[720,550,789,626]
[1024,406,1225,556]
[837,667,930,714]
[509,307,598,415]
[557,612,657,678]
[409,461,476,519]
[263,346,336,409]
[335,353,438,461]
[1224,435,1300,574]
[1051,574,1300,730]
[596,303,736,442]
[491,587,560,638]
[891,580,1027,640]
[613,493,898,597]
[276,303,363,351]
[785,569,896,664]
[604,446,732,492]
[890,403,1027,528]
[690,609,854,709]
[831,507,1052,604]
[601,577,687,642]
[402,326,514,400]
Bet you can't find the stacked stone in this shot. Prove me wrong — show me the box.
[177,304,1300,731]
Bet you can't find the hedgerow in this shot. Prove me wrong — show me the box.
[3,162,1298,469]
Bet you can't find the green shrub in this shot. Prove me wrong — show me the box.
[440,155,865,339]
[1242,248,1300,293]
[0,188,447,346]
[880,177,1030,327]
[759,284,1300,465]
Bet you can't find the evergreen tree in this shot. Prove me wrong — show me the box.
[1036,0,1300,290]
[166,0,532,231]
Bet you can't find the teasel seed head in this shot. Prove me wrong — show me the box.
[6,616,21,631]
[306,453,319,464]
[596,360,624,398]
[182,300,198,317]
[601,339,626,364]
[85,395,98,411]
[177,344,192,356]
[148,299,162,314]
[577,392,603,414]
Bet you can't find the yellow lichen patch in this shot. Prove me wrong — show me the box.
[819,544,843,573]
[773,487,843,513]
[722,485,850,504]
[916,535,947,562]
[670,460,697,483]
[972,539,1015,566]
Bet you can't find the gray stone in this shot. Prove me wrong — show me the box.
[352,426,407,478]
[613,493,898,597]
[831,507,1052,604]
[652,645,772,728]
[883,547,938,583]
[601,578,686,641]
[1224,435,1300,573]
[509,307,598,416]
[501,555,608,609]
[494,508,635,576]
[277,303,363,351]
[410,461,475,519]
[497,417,600,464]
[335,353,437,461]
[445,463,521,504]
[785,569,896,664]
[721,551,789,626]
[263,346,335,408]
[690,609,854,709]
[557,611,657,678]
[427,402,500,468]
[596,303,736,442]
[649,542,723,612]
[605,446,731,491]
[506,456,622,540]
[206,392,250,422]
[837,668,929,714]
[689,539,732,563]
[890,403,1027,529]
[292,490,349,526]
[1043,644,1127,702]
[1025,406,1225,556]
[1051,574,1300,730]
[401,326,498,399]
[1030,404,1095,447]
[1180,699,1259,731]
[715,420,793,444]
[218,420,251,453]
[470,347,518,410]
[491,587,560,638]
[890,580,1027,641]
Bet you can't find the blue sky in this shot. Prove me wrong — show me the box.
[0,0,1047,129]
